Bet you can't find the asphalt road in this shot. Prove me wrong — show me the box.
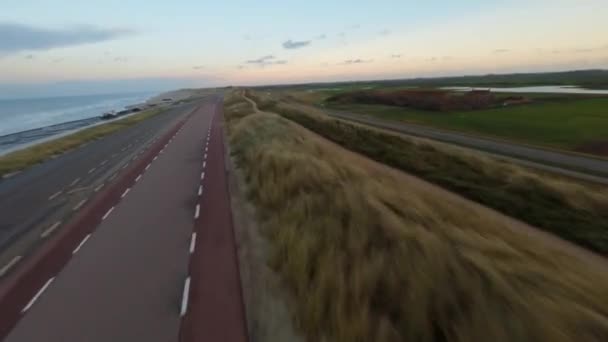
[328,111,608,184]
[0,102,198,275]
[3,95,246,341]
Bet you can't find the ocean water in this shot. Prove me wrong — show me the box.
[0,92,154,137]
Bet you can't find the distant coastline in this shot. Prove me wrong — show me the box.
[0,92,156,155]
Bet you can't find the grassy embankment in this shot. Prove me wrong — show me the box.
[0,108,163,177]
[327,99,608,152]
[247,91,608,254]
[225,91,608,341]
[285,88,608,153]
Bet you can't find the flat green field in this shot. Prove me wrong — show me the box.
[326,97,608,151]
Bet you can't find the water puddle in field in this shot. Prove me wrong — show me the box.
[444,85,608,95]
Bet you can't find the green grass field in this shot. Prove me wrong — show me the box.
[325,96,608,151]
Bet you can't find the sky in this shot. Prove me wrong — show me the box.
[1,0,608,97]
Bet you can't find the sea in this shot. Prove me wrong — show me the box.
[0,92,155,155]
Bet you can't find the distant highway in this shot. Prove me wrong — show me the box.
[327,110,608,184]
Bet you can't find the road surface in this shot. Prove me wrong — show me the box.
[0,102,197,276]
[0,95,247,341]
[327,110,608,184]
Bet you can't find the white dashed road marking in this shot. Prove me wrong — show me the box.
[189,233,197,254]
[121,188,130,198]
[41,221,61,238]
[48,190,62,200]
[102,207,114,221]
[72,234,91,254]
[0,256,22,277]
[73,199,87,211]
[194,204,200,219]
[180,277,191,317]
[22,278,55,313]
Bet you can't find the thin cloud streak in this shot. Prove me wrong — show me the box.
[283,39,311,49]
[0,22,134,55]
[245,55,287,67]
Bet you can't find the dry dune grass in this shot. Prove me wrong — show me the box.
[246,92,608,254]
[224,92,608,342]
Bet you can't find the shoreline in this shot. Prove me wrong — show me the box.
[0,88,213,157]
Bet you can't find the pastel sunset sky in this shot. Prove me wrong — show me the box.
[1,0,607,96]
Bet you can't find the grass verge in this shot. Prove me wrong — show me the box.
[247,92,608,255]
[225,91,608,342]
[0,109,163,177]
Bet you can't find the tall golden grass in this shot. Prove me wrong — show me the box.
[247,91,608,254]
[224,91,608,342]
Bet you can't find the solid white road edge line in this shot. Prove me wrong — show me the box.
[102,207,114,220]
[180,277,191,317]
[22,277,55,313]
[0,255,22,277]
[72,234,91,254]
[41,221,61,238]
[194,204,200,219]
[189,233,197,254]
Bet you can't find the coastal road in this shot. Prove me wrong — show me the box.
[1,95,247,341]
[327,110,608,184]
[0,101,199,277]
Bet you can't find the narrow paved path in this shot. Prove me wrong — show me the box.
[3,96,247,341]
[327,109,608,184]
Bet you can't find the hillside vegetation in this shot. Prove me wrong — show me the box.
[225,91,608,342]
[247,91,608,254]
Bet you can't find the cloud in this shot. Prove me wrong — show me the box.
[282,39,311,49]
[493,49,510,54]
[315,34,327,40]
[350,24,361,29]
[192,65,204,70]
[113,56,128,63]
[338,32,346,38]
[246,55,275,64]
[0,22,133,55]
[426,57,438,62]
[391,54,402,58]
[245,55,287,67]
[51,57,64,63]
[379,29,391,36]
[24,54,34,59]
[341,59,373,65]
